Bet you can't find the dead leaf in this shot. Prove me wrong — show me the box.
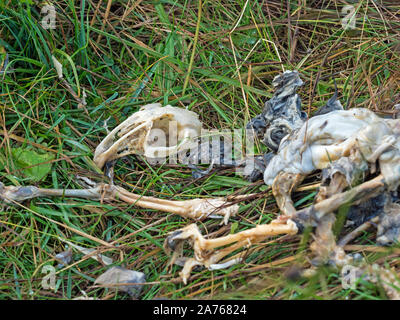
[94,266,146,298]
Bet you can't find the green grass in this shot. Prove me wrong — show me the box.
[1,0,400,300]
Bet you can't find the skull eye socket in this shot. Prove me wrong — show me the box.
[149,116,177,147]
[147,128,167,148]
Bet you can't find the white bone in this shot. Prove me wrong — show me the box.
[94,103,202,169]
[0,182,238,224]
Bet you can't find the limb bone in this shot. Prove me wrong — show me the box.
[272,172,305,217]
[0,182,238,224]
[164,220,298,284]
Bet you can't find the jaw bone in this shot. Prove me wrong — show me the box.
[93,103,202,169]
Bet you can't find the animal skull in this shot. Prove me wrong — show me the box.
[94,103,202,169]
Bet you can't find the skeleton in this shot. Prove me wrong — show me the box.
[165,109,400,282]
[3,70,400,293]
[165,73,400,284]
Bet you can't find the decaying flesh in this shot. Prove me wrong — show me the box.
[247,70,307,152]
[0,181,238,224]
[93,103,202,169]
[264,108,400,186]
[165,103,400,284]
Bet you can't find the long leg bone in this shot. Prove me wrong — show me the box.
[293,174,385,228]
[164,219,298,283]
[0,182,238,224]
[165,174,387,282]
[272,172,305,217]
[310,170,351,266]
[114,186,238,224]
